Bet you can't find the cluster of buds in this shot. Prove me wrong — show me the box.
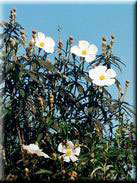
[38,96,44,108]
[26,40,34,57]
[50,94,54,110]
[32,29,37,44]
[68,171,78,180]
[102,36,107,55]
[69,35,74,45]
[110,34,115,48]
[9,8,16,24]
[20,30,26,47]
[102,35,115,58]
[122,80,130,101]
[58,40,64,55]
[125,80,130,88]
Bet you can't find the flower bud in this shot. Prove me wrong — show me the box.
[50,94,54,110]
[32,29,37,39]
[125,80,130,87]
[38,96,44,107]
[69,35,74,45]
[29,40,34,47]
[58,41,64,49]
[111,34,115,42]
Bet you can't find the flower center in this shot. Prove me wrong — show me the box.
[99,75,105,80]
[66,148,72,156]
[81,50,88,56]
[39,42,45,48]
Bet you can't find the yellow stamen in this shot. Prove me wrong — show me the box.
[81,50,88,56]
[66,148,72,156]
[99,75,105,80]
[39,42,45,48]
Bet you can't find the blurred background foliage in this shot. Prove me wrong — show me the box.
[0,8,136,182]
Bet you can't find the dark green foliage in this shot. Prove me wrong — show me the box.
[0,9,136,182]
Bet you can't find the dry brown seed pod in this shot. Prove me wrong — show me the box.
[58,40,64,48]
[126,80,130,85]
[102,36,107,42]
[69,35,74,45]
[38,96,44,107]
[12,8,16,12]
[29,40,34,47]
[32,29,37,34]
[111,34,115,40]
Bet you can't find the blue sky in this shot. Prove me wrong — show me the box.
[2,3,135,105]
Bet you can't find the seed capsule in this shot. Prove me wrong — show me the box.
[69,35,74,45]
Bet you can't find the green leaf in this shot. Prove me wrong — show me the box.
[19,89,25,98]
[77,84,84,94]
[37,133,43,142]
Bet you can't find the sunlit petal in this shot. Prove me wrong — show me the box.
[70,155,78,162]
[64,155,70,162]
[72,146,80,156]
[58,143,67,153]
[79,40,89,50]
[71,45,81,56]
[44,46,54,53]
[92,79,108,86]
[37,32,45,40]
[85,54,96,62]
[67,141,74,149]
[45,37,55,47]
[106,69,116,78]
[88,44,98,54]
[105,78,116,86]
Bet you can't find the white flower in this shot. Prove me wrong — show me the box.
[22,144,50,158]
[58,141,80,162]
[32,32,55,53]
[70,40,98,62]
[89,65,116,86]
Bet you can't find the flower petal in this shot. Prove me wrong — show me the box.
[85,54,96,62]
[105,78,116,86]
[79,40,89,50]
[89,68,98,80]
[72,146,80,156]
[88,44,98,54]
[37,32,45,40]
[36,151,50,158]
[29,144,39,151]
[67,141,74,149]
[106,69,116,78]
[44,46,54,53]
[58,143,67,153]
[45,37,55,47]
[63,155,70,162]
[70,45,81,56]
[70,155,78,162]
[94,66,107,75]
[92,79,108,86]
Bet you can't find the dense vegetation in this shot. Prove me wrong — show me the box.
[0,8,136,182]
